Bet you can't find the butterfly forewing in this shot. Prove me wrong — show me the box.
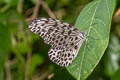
[29,18,86,67]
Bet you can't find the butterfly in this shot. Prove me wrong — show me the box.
[29,18,86,67]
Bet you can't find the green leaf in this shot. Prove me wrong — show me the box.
[0,22,11,80]
[12,32,30,54]
[45,0,56,7]
[30,0,37,4]
[29,54,44,77]
[67,0,115,80]
[111,68,120,80]
[51,68,75,80]
[104,34,120,77]
[1,0,19,6]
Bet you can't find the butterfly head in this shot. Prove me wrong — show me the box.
[79,30,86,40]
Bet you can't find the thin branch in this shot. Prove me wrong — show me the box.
[39,71,50,80]
[25,0,42,22]
[5,60,12,80]
[25,7,34,17]
[25,51,32,80]
[41,1,56,19]
[17,0,24,13]
[33,70,50,80]
[113,8,120,22]
[0,4,10,13]
[48,73,54,79]
[114,8,120,18]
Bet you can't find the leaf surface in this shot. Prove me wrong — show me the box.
[67,0,115,80]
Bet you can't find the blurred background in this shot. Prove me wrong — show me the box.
[0,0,120,80]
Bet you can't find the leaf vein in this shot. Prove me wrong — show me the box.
[78,0,101,80]
[91,27,104,44]
[105,0,111,20]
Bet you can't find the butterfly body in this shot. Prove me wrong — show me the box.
[29,18,86,67]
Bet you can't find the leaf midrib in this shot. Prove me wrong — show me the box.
[78,0,101,80]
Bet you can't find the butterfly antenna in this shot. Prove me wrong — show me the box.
[84,40,95,54]
[86,35,100,40]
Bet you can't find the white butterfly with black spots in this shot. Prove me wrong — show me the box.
[29,17,86,67]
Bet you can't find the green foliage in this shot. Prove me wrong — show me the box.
[51,68,75,80]
[1,0,19,6]
[67,0,115,80]
[29,54,44,77]
[111,69,120,80]
[87,34,120,80]
[0,22,11,80]
[0,0,119,80]
[30,0,37,4]
[45,0,55,7]
[104,34,120,77]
